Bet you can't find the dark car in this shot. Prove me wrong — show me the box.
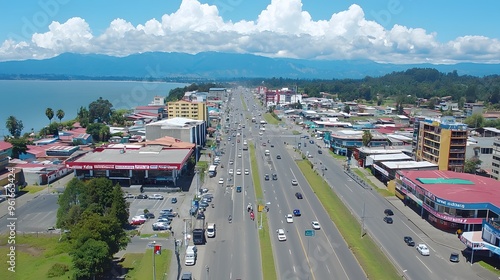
[384,209,394,216]
[293,209,301,216]
[383,216,393,224]
[144,212,155,219]
[272,174,278,180]
[197,211,205,220]
[449,252,460,263]
[181,272,193,280]
[236,186,242,193]
[318,150,323,154]
[404,236,415,246]
[276,155,281,159]
[264,174,270,180]
[171,197,178,204]
[295,192,303,199]
[136,194,148,199]
[309,140,314,144]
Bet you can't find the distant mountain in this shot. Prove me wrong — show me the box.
[1,52,500,79]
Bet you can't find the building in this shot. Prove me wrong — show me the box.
[324,129,389,156]
[492,138,500,180]
[208,88,227,102]
[414,117,468,172]
[145,117,206,148]
[134,105,167,120]
[149,96,165,106]
[66,143,194,187]
[0,141,13,171]
[167,100,208,122]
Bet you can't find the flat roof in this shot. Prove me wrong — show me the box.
[382,160,438,169]
[76,147,190,164]
[368,153,412,161]
[400,170,500,206]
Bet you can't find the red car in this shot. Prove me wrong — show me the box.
[130,219,145,225]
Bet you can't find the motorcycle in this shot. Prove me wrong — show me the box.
[228,215,232,223]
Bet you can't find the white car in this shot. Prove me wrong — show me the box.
[229,169,234,175]
[291,179,298,186]
[416,243,430,256]
[244,169,249,175]
[236,169,242,175]
[311,221,321,230]
[229,160,234,165]
[238,153,242,158]
[277,229,287,241]
[286,214,293,223]
[149,194,164,200]
[218,178,224,184]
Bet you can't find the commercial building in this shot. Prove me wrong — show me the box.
[145,117,206,148]
[413,117,468,172]
[0,141,12,171]
[167,100,208,123]
[324,129,389,156]
[492,138,500,180]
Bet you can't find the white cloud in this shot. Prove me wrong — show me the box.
[1,0,500,64]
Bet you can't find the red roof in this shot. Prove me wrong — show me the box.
[400,170,500,206]
[0,141,13,151]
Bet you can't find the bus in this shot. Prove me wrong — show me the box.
[208,165,217,177]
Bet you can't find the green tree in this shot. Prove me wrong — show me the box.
[86,123,110,142]
[71,238,109,280]
[45,108,54,124]
[88,97,114,123]
[362,130,373,147]
[77,106,90,128]
[343,104,350,114]
[464,113,484,128]
[464,158,481,174]
[56,178,87,229]
[110,184,129,227]
[5,115,24,138]
[6,137,28,159]
[56,109,65,123]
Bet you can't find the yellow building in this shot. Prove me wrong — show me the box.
[167,100,207,122]
[414,117,468,172]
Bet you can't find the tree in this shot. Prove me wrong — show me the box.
[6,137,28,159]
[5,116,23,138]
[56,178,87,229]
[45,108,54,124]
[86,123,110,142]
[77,106,90,128]
[71,238,109,280]
[89,97,114,123]
[464,158,481,174]
[56,109,65,123]
[362,130,373,147]
[464,113,484,128]
[343,104,350,114]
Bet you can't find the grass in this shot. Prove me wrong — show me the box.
[241,95,248,111]
[0,233,73,280]
[291,130,301,135]
[139,232,171,238]
[121,249,172,280]
[297,161,402,280]
[249,142,277,280]
[353,169,380,190]
[263,113,280,125]
[22,185,45,193]
[479,261,500,275]
[328,149,346,160]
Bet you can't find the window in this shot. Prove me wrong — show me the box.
[481,148,493,154]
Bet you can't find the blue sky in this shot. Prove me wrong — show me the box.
[1,0,500,63]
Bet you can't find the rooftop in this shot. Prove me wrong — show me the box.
[382,160,438,169]
[73,147,192,165]
[400,170,500,206]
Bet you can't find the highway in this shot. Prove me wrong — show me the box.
[240,89,367,280]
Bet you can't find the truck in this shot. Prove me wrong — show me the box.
[192,218,206,245]
[208,165,217,177]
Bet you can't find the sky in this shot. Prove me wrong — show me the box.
[1,0,500,64]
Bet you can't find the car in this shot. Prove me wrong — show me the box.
[244,169,249,175]
[136,194,148,199]
[449,252,460,263]
[238,153,242,158]
[318,150,323,154]
[286,214,293,223]
[123,193,135,199]
[199,202,209,208]
[270,144,274,147]
[291,179,298,186]
[293,209,301,216]
[236,169,242,175]
[171,197,178,204]
[262,142,266,146]
[150,194,164,200]
[309,140,314,144]
[152,222,171,231]
[383,216,393,224]
[384,209,394,216]
[264,174,270,180]
[416,243,430,256]
[157,218,171,223]
[201,188,209,193]
[197,212,205,219]
[229,169,234,175]
[236,186,242,193]
[404,236,415,246]
[311,221,321,230]
[277,229,287,241]
[276,155,281,159]
[202,196,212,203]
[272,173,278,180]
[144,212,155,219]
[130,219,145,225]
[228,137,231,141]
[159,208,173,214]
[229,160,234,165]
[181,272,193,280]
[307,154,313,158]
[218,178,224,184]
[295,192,303,199]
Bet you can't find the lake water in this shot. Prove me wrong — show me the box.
[0,80,187,134]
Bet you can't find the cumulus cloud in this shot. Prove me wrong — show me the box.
[1,0,499,64]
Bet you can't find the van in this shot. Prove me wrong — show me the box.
[264,150,270,156]
[206,223,216,238]
[185,246,197,266]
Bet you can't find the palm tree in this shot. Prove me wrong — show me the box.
[56,109,65,123]
[45,108,54,124]
[362,130,373,147]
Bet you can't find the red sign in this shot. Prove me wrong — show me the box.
[423,204,484,224]
[67,162,181,170]
[154,245,161,255]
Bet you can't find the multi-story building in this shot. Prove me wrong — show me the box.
[492,138,500,180]
[414,117,468,172]
[167,100,208,123]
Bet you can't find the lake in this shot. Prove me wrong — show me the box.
[0,80,187,134]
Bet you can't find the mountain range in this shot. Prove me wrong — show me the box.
[1,52,500,80]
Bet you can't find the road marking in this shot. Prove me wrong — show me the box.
[293,266,296,273]
[415,255,433,273]
[289,249,292,255]
[344,184,353,192]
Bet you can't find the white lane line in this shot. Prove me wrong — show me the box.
[344,184,353,192]
[289,249,292,255]
[415,255,433,273]
[293,266,296,273]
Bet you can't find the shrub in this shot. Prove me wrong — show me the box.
[47,263,69,278]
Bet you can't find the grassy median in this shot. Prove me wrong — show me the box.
[121,249,172,280]
[297,160,401,280]
[249,142,277,280]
